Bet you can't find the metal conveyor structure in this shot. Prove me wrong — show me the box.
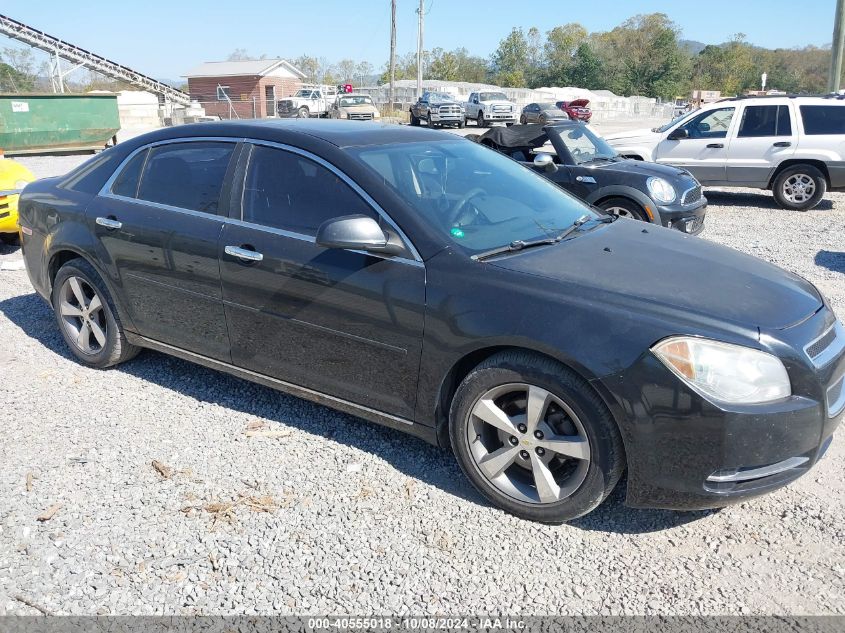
[0,13,192,105]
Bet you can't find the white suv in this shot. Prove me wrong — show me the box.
[605,95,845,210]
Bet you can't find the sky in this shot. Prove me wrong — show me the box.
[0,0,838,80]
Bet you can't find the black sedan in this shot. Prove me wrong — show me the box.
[475,123,708,234]
[520,102,570,125]
[18,120,843,523]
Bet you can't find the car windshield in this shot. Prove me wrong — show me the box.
[655,109,698,132]
[339,95,374,107]
[350,140,597,254]
[480,92,508,101]
[539,103,560,111]
[294,90,314,98]
[558,126,619,164]
[427,93,454,103]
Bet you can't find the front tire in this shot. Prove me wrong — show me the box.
[297,107,310,119]
[449,351,625,523]
[772,165,826,211]
[52,259,140,368]
[410,110,420,126]
[599,197,648,222]
[519,115,526,124]
[477,112,486,128]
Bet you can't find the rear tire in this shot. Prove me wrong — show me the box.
[599,197,648,222]
[52,259,140,369]
[449,351,625,523]
[772,165,826,211]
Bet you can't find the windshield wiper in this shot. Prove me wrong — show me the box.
[471,214,592,262]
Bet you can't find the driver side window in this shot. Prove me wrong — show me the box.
[682,107,735,139]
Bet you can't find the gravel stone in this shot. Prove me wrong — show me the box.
[0,143,843,616]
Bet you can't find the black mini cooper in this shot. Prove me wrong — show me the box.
[17,120,842,523]
[473,123,708,234]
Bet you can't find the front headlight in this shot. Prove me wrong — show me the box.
[647,177,676,204]
[652,337,791,405]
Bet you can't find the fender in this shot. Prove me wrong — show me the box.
[44,216,139,333]
[584,185,660,224]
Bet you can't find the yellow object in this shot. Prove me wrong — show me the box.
[0,157,36,235]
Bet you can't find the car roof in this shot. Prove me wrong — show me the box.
[126,119,464,149]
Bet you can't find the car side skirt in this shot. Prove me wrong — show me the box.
[125,333,438,446]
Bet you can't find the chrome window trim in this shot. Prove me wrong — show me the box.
[243,138,424,263]
[98,136,242,200]
[96,135,425,267]
[804,320,845,369]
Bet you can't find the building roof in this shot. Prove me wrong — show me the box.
[183,59,306,79]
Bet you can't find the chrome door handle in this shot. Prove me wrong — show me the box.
[706,143,724,149]
[95,216,122,230]
[773,141,792,147]
[225,245,264,262]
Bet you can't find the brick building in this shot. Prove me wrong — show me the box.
[184,59,306,119]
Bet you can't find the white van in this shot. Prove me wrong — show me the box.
[605,95,845,210]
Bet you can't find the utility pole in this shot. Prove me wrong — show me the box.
[831,0,845,92]
[389,0,396,109]
[416,0,424,99]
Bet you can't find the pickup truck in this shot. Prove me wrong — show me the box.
[464,91,518,127]
[277,86,339,119]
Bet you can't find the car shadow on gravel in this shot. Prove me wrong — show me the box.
[704,190,835,211]
[0,290,717,533]
[0,241,21,255]
[815,250,845,274]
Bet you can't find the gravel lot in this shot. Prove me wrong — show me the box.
[1,131,844,616]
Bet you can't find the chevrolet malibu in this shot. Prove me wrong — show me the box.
[18,120,844,523]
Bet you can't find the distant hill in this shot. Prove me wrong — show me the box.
[680,39,707,56]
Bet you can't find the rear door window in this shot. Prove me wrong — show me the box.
[737,105,792,137]
[110,149,148,198]
[136,142,235,213]
[800,105,845,135]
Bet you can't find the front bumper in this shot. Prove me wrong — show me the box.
[429,113,464,125]
[598,309,845,510]
[655,197,708,235]
[485,111,517,121]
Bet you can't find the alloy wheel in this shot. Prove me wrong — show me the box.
[782,174,816,204]
[59,276,107,355]
[466,383,591,504]
[604,206,636,219]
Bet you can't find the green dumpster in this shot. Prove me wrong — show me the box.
[0,93,120,155]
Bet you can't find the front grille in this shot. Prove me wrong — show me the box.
[348,112,374,121]
[827,374,845,417]
[0,211,9,219]
[437,105,461,115]
[492,105,511,112]
[681,185,702,205]
[805,321,845,368]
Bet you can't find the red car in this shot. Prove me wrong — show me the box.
[556,98,592,123]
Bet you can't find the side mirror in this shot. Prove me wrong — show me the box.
[667,127,689,141]
[533,153,558,173]
[316,215,402,255]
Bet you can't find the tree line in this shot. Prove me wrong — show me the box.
[1,13,837,98]
[392,13,837,99]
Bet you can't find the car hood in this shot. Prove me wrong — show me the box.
[585,157,692,180]
[490,219,821,331]
[566,99,590,108]
[603,128,662,143]
[431,101,462,107]
[339,104,378,113]
[481,100,514,107]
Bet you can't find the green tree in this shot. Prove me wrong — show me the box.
[692,34,755,95]
[541,23,588,86]
[567,42,604,89]
[293,55,320,83]
[491,28,529,87]
[598,13,688,98]
[0,61,34,92]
